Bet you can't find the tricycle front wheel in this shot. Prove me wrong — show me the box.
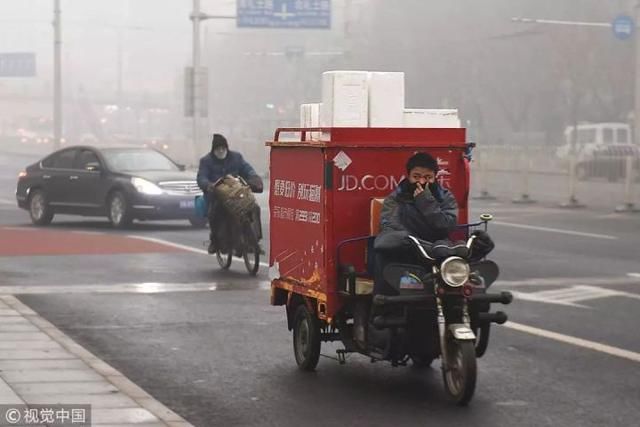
[443,340,477,406]
[293,305,321,371]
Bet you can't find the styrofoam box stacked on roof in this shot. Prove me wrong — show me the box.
[403,109,461,128]
[368,72,405,127]
[299,103,321,128]
[299,103,322,140]
[321,71,369,127]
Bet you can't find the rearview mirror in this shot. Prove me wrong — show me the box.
[85,162,101,172]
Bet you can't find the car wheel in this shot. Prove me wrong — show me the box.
[29,189,54,226]
[108,191,133,228]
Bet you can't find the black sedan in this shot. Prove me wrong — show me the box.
[16,145,206,228]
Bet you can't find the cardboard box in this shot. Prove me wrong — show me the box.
[368,72,405,127]
[321,71,369,127]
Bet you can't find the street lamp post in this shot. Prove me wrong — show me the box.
[189,1,235,165]
[634,2,640,147]
[191,0,202,166]
[512,7,640,144]
[53,0,62,150]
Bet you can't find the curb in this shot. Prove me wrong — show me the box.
[1,295,194,427]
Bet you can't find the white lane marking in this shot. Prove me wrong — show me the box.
[0,295,195,426]
[495,276,640,288]
[69,230,108,235]
[127,234,271,268]
[512,285,640,307]
[510,291,587,308]
[0,281,272,295]
[505,321,640,364]
[628,273,640,278]
[493,221,618,240]
[0,226,37,231]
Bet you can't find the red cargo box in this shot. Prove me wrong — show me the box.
[268,127,469,322]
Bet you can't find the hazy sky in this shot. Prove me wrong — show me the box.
[0,1,237,94]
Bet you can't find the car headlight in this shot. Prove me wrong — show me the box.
[440,257,470,287]
[131,177,163,195]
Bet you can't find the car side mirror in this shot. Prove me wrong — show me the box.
[177,163,186,171]
[85,162,101,172]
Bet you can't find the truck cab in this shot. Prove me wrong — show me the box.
[556,122,638,181]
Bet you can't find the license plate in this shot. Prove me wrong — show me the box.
[180,200,195,209]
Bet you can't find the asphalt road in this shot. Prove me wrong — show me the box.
[1,149,639,427]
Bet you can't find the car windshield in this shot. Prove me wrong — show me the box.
[102,149,179,172]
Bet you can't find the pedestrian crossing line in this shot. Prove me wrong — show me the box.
[531,287,596,299]
[496,276,640,287]
[510,291,587,308]
[511,285,640,307]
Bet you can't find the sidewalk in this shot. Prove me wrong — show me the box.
[0,295,193,426]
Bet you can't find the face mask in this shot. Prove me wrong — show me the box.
[213,148,228,160]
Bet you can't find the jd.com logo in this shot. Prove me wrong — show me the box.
[337,170,452,192]
[337,174,404,192]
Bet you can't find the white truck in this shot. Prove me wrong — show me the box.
[556,122,639,181]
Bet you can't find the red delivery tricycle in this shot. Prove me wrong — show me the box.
[267,127,513,406]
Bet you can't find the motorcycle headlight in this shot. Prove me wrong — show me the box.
[440,257,470,287]
[131,177,163,195]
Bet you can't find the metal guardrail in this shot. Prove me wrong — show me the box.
[471,145,639,212]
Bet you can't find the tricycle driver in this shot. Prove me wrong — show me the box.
[354,152,458,351]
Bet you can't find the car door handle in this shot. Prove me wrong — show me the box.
[43,175,51,179]
[69,176,79,180]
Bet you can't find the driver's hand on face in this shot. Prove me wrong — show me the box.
[414,182,425,198]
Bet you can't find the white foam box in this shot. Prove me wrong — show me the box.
[300,103,321,127]
[368,72,405,127]
[299,103,322,140]
[403,109,461,128]
[321,71,369,127]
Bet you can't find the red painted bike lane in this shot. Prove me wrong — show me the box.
[0,227,183,257]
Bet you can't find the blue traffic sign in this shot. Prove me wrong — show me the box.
[612,15,634,40]
[0,52,36,77]
[237,0,331,29]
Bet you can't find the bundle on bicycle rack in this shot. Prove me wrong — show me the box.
[213,176,256,219]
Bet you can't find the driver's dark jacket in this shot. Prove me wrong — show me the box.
[374,179,458,252]
[196,150,258,193]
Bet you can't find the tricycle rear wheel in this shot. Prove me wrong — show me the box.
[293,305,321,371]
